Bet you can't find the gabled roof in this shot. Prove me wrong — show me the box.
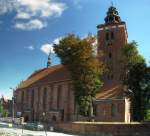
[17,64,67,90]
[96,82,123,99]
[16,64,124,100]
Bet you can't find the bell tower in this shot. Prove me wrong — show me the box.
[97,5,128,86]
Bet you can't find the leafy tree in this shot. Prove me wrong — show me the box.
[121,41,145,81]
[0,98,9,118]
[126,62,150,121]
[3,110,9,117]
[145,108,150,121]
[121,41,150,121]
[54,34,103,118]
[0,100,4,117]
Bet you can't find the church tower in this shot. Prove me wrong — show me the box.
[95,5,131,122]
[97,5,128,86]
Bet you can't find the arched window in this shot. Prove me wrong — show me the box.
[49,85,53,110]
[31,89,34,108]
[57,85,62,109]
[21,91,24,104]
[109,52,112,58]
[52,115,56,121]
[111,74,114,80]
[111,31,114,40]
[37,87,40,109]
[107,74,110,80]
[43,88,47,111]
[107,42,113,46]
[93,104,97,116]
[107,74,114,80]
[24,116,29,122]
[106,32,109,41]
[111,103,117,117]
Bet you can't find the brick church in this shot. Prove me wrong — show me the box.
[14,6,131,123]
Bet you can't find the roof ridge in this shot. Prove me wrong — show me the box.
[17,64,64,89]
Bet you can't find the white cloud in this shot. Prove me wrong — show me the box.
[15,19,47,30]
[16,12,31,19]
[0,0,67,30]
[40,37,62,55]
[25,45,35,50]
[15,0,67,18]
[53,37,62,44]
[40,43,54,55]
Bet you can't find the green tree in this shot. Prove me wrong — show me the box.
[121,41,145,81]
[54,34,103,118]
[2,110,9,117]
[126,62,150,121]
[145,108,150,121]
[121,41,150,121]
[0,101,3,116]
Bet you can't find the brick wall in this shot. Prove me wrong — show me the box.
[97,22,127,84]
[15,80,76,123]
[54,122,150,136]
[95,99,125,122]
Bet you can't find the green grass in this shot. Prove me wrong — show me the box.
[145,109,150,121]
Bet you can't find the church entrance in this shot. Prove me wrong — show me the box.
[52,115,56,122]
[61,109,64,121]
[24,116,29,122]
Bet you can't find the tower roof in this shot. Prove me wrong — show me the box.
[104,5,121,24]
[47,51,51,68]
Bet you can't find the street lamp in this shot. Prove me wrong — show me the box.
[42,112,47,136]
[10,87,15,124]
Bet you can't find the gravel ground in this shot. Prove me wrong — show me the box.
[0,128,76,136]
[0,122,76,136]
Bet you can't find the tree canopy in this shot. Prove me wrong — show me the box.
[54,34,104,117]
[121,41,145,77]
[122,41,150,121]
[0,98,9,117]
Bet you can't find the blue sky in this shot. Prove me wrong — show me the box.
[0,0,150,99]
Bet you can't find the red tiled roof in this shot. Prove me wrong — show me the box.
[27,68,46,79]
[96,82,123,99]
[16,64,123,100]
[17,64,66,89]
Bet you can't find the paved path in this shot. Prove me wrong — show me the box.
[0,122,76,136]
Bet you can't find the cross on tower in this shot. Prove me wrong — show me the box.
[111,1,114,6]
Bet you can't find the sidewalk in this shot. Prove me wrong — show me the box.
[0,122,76,136]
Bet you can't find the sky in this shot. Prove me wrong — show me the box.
[0,0,150,99]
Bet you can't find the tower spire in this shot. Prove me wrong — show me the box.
[47,50,52,68]
[104,4,121,24]
[111,1,114,6]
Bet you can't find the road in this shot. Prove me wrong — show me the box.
[0,122,76,136]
